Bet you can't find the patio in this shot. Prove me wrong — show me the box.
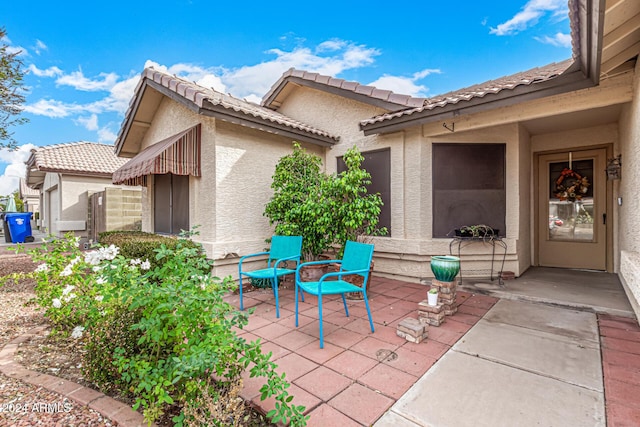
[224,276,499,426]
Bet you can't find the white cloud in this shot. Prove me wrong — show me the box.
[28,64,63,77]
[490,0,568,36]
[368,69,441,97]
[0,144,38,196]
[22,39,388,144]
[223,41,380,100]
[34,40,47,55]
[535,32,572,47]
[97,127,117,143]
[23,99,76,118]
[2,35,28,57]
[56,69,119,91]
[317,39,346,52]
[76,114,99,131]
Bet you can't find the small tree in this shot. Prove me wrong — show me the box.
[264,143,386,260]
[0,28,28,149]
[264,142,333,260]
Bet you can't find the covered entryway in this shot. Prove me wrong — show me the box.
[536,148,609,270]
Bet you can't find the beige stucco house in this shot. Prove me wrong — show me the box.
[25,142,141,240]
[113,0,640,321]
[19,178,39,215]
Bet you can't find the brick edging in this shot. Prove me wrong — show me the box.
[0,325,153,427]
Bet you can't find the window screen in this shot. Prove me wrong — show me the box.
[432,143,506,237]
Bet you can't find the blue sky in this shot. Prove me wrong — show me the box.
[0,0,572,195]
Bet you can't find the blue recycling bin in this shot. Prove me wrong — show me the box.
[5,212,33,243]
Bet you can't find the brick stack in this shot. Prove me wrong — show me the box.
[396,317,429,343]
[431,279,458,316]
[418,300,446,326]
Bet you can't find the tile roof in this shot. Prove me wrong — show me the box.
[360,59,574,127]
[115,68,339,153]
[27,142,129,175]
[19,178,38,197]
[263,68,428,109]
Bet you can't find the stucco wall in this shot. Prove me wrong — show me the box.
[60,175,123,238]
[40,172,120,238]
[618,61,640,319]
[42,172,61,236]
[518,124,532,275]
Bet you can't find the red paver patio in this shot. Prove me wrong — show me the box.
[228,275,498,425]
[598,313,640,427]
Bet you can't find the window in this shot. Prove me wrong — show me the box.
[154,174,189,235]
[432,143,506,238]
[337,148,391,235]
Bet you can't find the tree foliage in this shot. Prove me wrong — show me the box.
[264,142,386,260]
[0,28,28,149]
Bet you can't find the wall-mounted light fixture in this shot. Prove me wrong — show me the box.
[606,154,622,180]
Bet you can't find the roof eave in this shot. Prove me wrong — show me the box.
[263,76,412,111]
[200,100,338,147]
[361,70,594,136]
[116,76,338,156]
[27,167,114,178]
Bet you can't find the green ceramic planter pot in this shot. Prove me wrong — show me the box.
[430,255,460,282]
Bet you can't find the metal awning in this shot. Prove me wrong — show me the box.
[113,124,201,186]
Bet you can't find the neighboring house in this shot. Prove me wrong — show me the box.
[25,142,139,240]
[19,178,39,215]
[113,0,640,321]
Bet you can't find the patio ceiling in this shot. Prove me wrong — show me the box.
[601,0,640,75]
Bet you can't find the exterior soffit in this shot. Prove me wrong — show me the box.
[117,84,166,158]
[601,0,640,74]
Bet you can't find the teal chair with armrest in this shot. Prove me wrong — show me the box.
[294,240,375,348]
[238,235,302,318]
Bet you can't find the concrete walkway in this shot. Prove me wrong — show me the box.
[375,299,605,426]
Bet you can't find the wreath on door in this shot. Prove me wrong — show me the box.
[554,168,590,201]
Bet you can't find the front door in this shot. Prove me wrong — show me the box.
[537,149,607,270]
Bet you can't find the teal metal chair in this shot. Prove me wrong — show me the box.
[295,240,375,348]
[238,235,302,318]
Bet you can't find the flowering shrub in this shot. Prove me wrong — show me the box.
[10,233,308,426]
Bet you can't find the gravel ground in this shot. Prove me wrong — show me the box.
[0,252,115,427]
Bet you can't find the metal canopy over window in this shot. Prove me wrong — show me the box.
[113,124,201,186]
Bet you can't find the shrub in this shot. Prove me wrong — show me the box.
[98,230,203,272]
[84,302,143,394]
[12,233,308,426]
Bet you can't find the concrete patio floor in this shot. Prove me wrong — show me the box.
[225,277,498,426]
[226,271,640,427]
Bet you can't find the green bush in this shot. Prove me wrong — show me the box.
[98,231,203,273]
[85,302,143,394]
[13,233,308,426]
